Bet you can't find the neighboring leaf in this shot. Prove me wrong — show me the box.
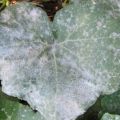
[0,88,45,120]
[101,90,120,114]
[0,0,9,10]
[101,113,120,120]
[0,1,120,120]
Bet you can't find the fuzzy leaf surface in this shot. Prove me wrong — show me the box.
[0,2,120,120]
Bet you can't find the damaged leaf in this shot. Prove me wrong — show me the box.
[0,1,120,120]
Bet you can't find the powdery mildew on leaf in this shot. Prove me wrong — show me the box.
[0,2,120,120]
[101,113,120,120]
[70,0,120,17]
[70,0,120,8]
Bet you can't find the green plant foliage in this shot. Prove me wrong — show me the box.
[0,1,120,120]
[0,0,9,10]
[0,88,45,120]
[101,113,120,120]
[101,90,120,114]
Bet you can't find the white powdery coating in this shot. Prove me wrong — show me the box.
[101,113,120,120]
[0,2,120,120]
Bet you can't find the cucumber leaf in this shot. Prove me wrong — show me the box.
[0,1,120,120]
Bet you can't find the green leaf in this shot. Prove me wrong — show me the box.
[70,0,120,8]
[101,113,120,120]
[0,88,45,120]
[101,90,120,114]
[0,1,120,120]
